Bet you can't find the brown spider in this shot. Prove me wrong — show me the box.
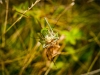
[45,39,60,61]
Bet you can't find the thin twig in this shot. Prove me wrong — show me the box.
[5,0,40,33]
[86,52,100,75]
[81,69,100,75]
[55,0,75,26]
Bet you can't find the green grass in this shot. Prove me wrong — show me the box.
[0,0,100,75]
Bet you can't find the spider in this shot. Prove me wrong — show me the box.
[40,17,60,61]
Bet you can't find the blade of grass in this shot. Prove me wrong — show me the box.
[2,0,9,47]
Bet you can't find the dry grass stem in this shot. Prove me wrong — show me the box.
[2,0,9,47]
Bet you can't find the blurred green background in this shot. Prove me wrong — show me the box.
[0,0,100,75]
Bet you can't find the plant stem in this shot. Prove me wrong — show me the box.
[2,0,9,47]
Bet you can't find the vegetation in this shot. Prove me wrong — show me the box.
[0,0,100,75]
